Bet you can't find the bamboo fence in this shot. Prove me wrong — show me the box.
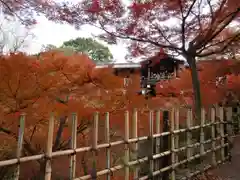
[0,106,237,180]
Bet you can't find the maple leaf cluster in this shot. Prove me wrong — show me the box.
[1,0,239,178]
[43,0,239,60]
[156,59,240,107]
[0,51,164,179]
[1,51,240,179]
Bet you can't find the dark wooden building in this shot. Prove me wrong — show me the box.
[96,50,185,97]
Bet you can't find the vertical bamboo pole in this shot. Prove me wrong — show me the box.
[226,107,233,161]
[219,107,225,161]
[124,111,130,180]
[200,109,205,159]
[15,113,26,180]
[132,109,139,179]
[170,108,175,180]
[69,113,77,180]
[149,110,154,179]
[216,106,221,161]
[91,112,99,180]
[211,108,217,166]
[162,110,170,180]
[237,107,240,134]
[155,110,161,180]
[173,65,177,78]
[105,112,111,180]
[186,108,192,177]
[226,107,233,136]
[175,108,179,164]
[45,113,55,180]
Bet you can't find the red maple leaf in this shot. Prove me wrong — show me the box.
[86,0,102,13]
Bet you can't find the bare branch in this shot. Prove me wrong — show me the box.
[203,0,227,39]
[206,0,214,22]
[178,0,185,49]
[97,22,182,52]
[196,32,240,57]
[0,15,34,54]
[195,4,240,49]
[153,24,177,48]
[0,0,26,24]
[197,32,240,54]
[183,0,198,19]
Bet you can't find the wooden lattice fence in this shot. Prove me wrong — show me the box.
[0,105,238,180]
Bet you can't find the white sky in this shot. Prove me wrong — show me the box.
[0,0,180,63]
[3,0,233,63]
[27,16,128,62]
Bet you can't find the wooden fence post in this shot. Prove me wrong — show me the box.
[226,107,233,136]
[200,108,205,162]
[15,113,26,180]
[186,108,193,178]
[232,106,240,135]
[45,113,55,180]
[149,110,154,179]
[161,110,170,180]
[155,110,161,180]
[69,113,77,180]
[105,112,111,180]
[211,108,217,166]
[174,108,179,165]
[238,106,240,134]
[219,107,226,161]
[91,112,99,180]
[124,111,130,180]
[132,109,139,179]
[170,109,176,180]
[226,107,233,161]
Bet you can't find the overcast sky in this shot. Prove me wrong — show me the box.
[26,0,131,63]
[0,0,180,63]
[27,16,128,62]
[3,0,233,63]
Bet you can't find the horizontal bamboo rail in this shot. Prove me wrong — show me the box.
[0,106,235,180]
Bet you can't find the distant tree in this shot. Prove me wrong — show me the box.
[61,37,113,63]
[0,14,34,54]
[40,44,57,52]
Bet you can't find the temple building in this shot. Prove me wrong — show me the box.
[96,49,185,97]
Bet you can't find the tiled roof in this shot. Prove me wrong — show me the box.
[95,62,141,69]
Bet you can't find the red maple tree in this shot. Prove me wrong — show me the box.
[44,0,240,120]
[156,59,240,107]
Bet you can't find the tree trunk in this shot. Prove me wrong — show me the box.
[53,116,67,151]
[187,56,202,165]
[187,56,202,121]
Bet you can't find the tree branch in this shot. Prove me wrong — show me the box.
[181,0,197,49]
[53,116,68,151]
[97,22,182,52]
[178,0,185,49]
[196,32,240,54]
[196,7,240,49]
[196,32,240,57]
[206,0,214,23]
[153,24,177,49]
[0,126,38,156]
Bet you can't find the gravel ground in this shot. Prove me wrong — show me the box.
[209,135,240,180]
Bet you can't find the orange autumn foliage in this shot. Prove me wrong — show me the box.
[156,59,240,106]
[2,51,240,179]
[0,51,168,179]
[0,52,111,178]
